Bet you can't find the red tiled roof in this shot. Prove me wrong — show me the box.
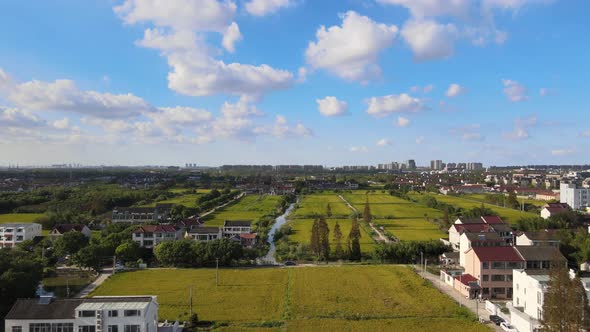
[239,233,257,239]
[132,225,178,233]
[546,203,569,209]
[52,224,87,233]
[468,246,524,262]
[455,274,478,286]
[481,216,504,224]
[544,206,568,214]
[457,224,492,233]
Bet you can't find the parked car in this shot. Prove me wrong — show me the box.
[500,322,517,332]
[284,261,297,266]
[489,315,505,326]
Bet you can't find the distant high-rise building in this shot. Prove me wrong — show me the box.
[457,163,467,170]
[467,162,483,171]
[560,183,590,210]
[406,160,416,170]
[430,160,443,170]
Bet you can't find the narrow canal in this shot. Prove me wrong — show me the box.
[259,200,297,265]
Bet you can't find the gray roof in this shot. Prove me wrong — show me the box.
[224,220,252,227]
[515,246,566,262]
[188,226,221,234]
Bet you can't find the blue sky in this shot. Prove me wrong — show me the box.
[0,0,587,167]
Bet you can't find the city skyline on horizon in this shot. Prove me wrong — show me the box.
[0,1,588,166]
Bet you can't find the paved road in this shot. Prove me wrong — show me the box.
[337,195,391,243]
[414,266,503,332]
[76,269,112,298]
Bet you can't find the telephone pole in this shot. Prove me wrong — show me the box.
[216,258,219,287]
[189,287,193,314]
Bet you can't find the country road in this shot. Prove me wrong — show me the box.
[337,194,390,243]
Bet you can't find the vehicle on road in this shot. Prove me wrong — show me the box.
[284,261,297,266]
[489,315,505,326]
[500,322,517,332]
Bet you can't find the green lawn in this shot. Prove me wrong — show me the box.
[203,195,283,226]
[287,218,375,253]
[341,192,446,241]
[90,266,490,331]
[290,193,351,219]
[0,213,45,224]
[410,193,535,224]
[464,194,547,207]
[141,194,203,208]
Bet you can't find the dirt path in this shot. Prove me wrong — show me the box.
[337,195,390,243]
[200,192,245,217]
[76,269,112,298]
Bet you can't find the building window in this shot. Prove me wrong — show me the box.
[492,287,506,294]
[492,262,505,269]
[482,275,489,282]
[124,310,141,317]
[491,275,505,281]
[108,310,119,317]
[52,323,73,332]
[482,262,489,269]
[12,327,23,332]
[30,324,51,332]
[78,327,95,332]
[79,310,96,317]
[124,326,140,332]
[482,288,490,295]
[108,326,118,332]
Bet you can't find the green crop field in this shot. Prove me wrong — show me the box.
[90,266,489,331]
[464,194,547,207]
[0,213,45,224]
[141,194,203,208]
[287,218,375,253]
[340,191,445,241]
[290,193,351,218]
[204,195,283,226]
[409,193,535,224]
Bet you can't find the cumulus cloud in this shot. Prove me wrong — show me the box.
[551,149,575,156]
[410,84,433,93]
[222,22,242,53]
[376,138,392,146]
[401,19,458,61]
[349,146,369,152]
[264,115,313,138]
[396,116,410,127]
[305,11,398,82]
[377,0,471,19]
[502,79,528,102]
[446,83,466,97]
[0,107,45,128]
[503,114,536,140]
[316,96,348,117]
[365,93,427,117]
[245,0,293,16]
[450,124,484,141]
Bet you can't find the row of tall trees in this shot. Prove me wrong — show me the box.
[309,211,363,261]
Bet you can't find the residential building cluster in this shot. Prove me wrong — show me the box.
[0,223,42,248]
[430,160,483,171]
[377,160,416,171]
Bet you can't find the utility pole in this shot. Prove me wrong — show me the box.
[189,287,193,314]
[112,256,116,275]
[216,258,219,287]
[66,279,70,298]
[420,251,423,274]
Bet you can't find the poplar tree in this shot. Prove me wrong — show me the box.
[318,216,330,261]
[333,221,343,259]
[326,203,332,217]
[363,197,372,224]
[347,217,362,261]
[310,218,320,258]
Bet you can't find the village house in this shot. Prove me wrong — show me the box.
[509,269,548,332]
[540,202,569,219]
[448,216,513,251]
[132,225,183,248]
[50,224,92,238]
[0,223,42,248]
[4,296,160,332]
[185,226,223,242]
[516,246,565,270]
[223,220,253,238]
[515,230,560,247]
[111,204,173,223]
[239,233,257,247]
[453,274,480,299]
[459,232,507,267]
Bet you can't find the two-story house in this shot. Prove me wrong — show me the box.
[132,225,183,248]
[112,204,173,223]
[464,246,525,299]
[185,226,223,242]
[515,246,565,270]
[0,223,42,248]
[50,224,92,238]
[509,269,549,332]
[540,202,569,219]
[223,220,252,238]
[515,230,560,247]
[459,232,507,267]
[5,296,159,332]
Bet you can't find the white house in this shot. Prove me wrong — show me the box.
[560,183,590,210]
[540,203,569,220]
[185,226,223,242]
[50,224,92,238]
[223,220,252,238]
[5,296,159,332]
[515,230,560,247]
[0,223,42,248]
[132,225,183,248]
[509,269,548,332]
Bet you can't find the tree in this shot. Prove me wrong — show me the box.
[115,241,142,262]
[73,244,103,271]
[310,218,320,258]
[507,191,519,209]
[333,221,344,259]
[347,217,362,261]
[326,203,332,217]
[542,261,590,331]
[363,197,372,224]
[318,216,330,261]
[54,232,89,257]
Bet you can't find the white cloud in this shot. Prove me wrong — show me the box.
[265,115,313,138]
[316,96,348,117]
[305,11,398,82]
[410,84,433,93]
[539,87,556,97]
[416,136,425,144]
[502,79,528,102]
[365,93,427,117]
[445,83,466,97]
[0,69,154,119]
[396,116,410,127]
[349,146,369,152]
[376,138,392,146]
[377,0,471,19]
[114,0,236,32]
[245,0,293,16]
[551,149,575,156]
[504,114,536,140]
[52,118,70,130]
[222,22,242,53]
[401,19,458,61]
[297,67,308,83]
[451,124,484,141]
[0,107,45,128]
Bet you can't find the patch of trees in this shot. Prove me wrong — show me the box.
[195,190,240,213]
[154,239,245,268]
[372,241,450,263]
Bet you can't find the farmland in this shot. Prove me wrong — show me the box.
[91,266,489,331]
[290,193,351,219]
[409,193,535,224]
[203,195,284,226]
[0,213,44,224]
[463,193,547,207]
[288,218,375,252]
[341,191,446,242]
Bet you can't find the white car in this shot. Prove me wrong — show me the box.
[500,322,518,332]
